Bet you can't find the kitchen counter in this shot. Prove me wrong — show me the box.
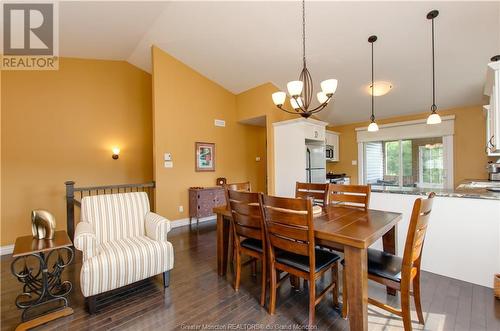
[371,180,500,200]
[369,187,499,288]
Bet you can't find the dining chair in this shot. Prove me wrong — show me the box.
[260,194,341,326]
[342,192,436,331]
[227,189,267,306]
[225,182,252,267]
[329,184,371,210]
[295,182,330,207]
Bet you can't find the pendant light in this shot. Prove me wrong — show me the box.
[271,0,338,118]
[367,35,379,132]
[426,10,441,125]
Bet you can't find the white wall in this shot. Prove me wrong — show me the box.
[370,192,500,288]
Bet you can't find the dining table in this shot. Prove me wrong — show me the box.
[213,204,402,331]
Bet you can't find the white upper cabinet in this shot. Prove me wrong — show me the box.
[325,130,340,162]
[303,121,325,141]
[485,60,500,156]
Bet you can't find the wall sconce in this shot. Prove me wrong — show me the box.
[112,147,120,160]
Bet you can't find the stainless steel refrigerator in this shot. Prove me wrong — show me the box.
[305,141,326,184]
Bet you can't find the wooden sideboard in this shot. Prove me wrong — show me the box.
[189,187,225,224]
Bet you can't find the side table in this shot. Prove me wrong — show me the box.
[11,230,74,331]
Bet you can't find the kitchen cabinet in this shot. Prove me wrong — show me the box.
[484,60,500,156]
[325,130,340,162]
[303,121,325,141]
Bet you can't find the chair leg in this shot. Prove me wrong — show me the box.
[401,282,413,331]
[413,271,425,324]
[331,262,339,308]
[269,265,277,315]
[234,248,241,291]
[342,264,348,319]
[228,230,234,266]
[163,270,170,288]
[251,259,257,277]
[86,296,97,314]
[308,277,316,327]
[260,257,266,307]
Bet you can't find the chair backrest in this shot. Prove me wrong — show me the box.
[402,192,435,269]
[295,182,330,207]
[261,195,315,274]
[81,192,150,244]
[329,184,371,210]
[224,182,252,210]
[228,190,264,245]
[226,181,252,192]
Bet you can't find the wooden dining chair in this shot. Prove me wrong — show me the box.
[295,182,330,207]
[329,184,371,210]
[260,194,341,326]
[342,192,436,331]
[227,189,267,306]
[225,182,252,266]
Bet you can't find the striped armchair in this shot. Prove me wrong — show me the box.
[74,192,174,313]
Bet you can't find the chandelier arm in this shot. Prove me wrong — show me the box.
[309,103,329,114]
[277,105,303,115]
[308,95,333,113]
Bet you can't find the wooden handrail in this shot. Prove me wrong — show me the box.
[65,181,155,240]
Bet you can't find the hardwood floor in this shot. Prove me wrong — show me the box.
[1,220,499,330]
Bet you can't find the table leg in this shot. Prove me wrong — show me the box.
[217,213,230,276]
[344,246,368,331]
[382,225,397,296]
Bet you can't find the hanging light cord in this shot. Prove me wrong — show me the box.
[302,0,306,68]
[431,16,437,113]
[371,41,375,122]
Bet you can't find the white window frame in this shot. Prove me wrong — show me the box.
[418,146,445,189]
[356,116,454,189]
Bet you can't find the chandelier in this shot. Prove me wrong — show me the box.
[271,0,338,118]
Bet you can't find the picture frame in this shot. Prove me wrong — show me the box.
[195,142,215,172]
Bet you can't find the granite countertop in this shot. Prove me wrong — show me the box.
[371,180,500,200]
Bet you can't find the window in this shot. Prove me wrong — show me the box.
[419,144,444,188]
[363,137,444,188]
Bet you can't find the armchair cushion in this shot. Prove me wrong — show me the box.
[80,236,174,297]
[74,221,98,260]
[145,212,171,241]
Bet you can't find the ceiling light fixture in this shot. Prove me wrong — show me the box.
[271,0,337,118]
[426,10,441,125]
[367,81,392,96]
[367,35,379,132]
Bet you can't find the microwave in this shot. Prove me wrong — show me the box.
[326,145,335,160]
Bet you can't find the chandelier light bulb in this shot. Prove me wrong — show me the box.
[367,122,379,132]
[290,97,303,109]
[272,92,287,106]
[316,91,329,104]
[427,113,442,125]
[287,81,304,97]
[320,79,338,95]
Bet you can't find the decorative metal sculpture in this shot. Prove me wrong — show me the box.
[31,210,56,240]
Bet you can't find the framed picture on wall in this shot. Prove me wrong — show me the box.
[195,142,215,172]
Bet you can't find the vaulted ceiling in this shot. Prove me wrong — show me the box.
[58,1,500,125]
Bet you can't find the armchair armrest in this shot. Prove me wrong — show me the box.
[145,212,171,241]
[74,221,98,260]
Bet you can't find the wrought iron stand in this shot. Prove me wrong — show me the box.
[11,231,74,330]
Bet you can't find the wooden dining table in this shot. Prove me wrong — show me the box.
[213,204,402,331]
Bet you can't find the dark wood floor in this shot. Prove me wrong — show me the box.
[1,220,499,331]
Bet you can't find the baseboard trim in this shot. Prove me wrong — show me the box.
[0,216,217,256]
[170,216,216,229]
[1,244,14,256]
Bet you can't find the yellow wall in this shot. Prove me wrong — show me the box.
[1,58,153,246]
[152,47,266,220]
[327,105,494,186]
[235,83,295,194]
